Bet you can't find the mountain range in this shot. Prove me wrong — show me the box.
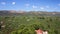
[0,10,60,16]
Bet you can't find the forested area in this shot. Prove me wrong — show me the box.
[0,16,60,34]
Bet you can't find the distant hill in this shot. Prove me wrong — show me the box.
[0,10,60,16]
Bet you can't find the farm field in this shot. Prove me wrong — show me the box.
[0,15,60,34]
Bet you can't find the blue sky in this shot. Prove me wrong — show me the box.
[0,0,60,12]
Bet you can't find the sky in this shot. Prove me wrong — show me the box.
[0,0,60,12]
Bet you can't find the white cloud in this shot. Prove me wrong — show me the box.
[12,2,16,5]
[46,6,49,8]
[40,7,44,9]
[32,5,37,8]
[54,7,57,9]
[58,4,60,6]
[53,7,58,10]
[25,4,30,7]
[1,2,6,5]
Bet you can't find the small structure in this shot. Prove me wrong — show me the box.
[27,19,30,21]
[43,30,48,34]
[1,21,3,24]
[35,29,43,34]
[0,21,4,29]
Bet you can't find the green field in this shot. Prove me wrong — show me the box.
[0,16,60,34]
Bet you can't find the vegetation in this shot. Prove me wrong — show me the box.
[0,15,60,34]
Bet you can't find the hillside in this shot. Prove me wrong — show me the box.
[0,10,60,16]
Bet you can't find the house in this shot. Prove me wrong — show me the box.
[43,30,48,34]
[35,29,43,34]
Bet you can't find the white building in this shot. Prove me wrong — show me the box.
[43,31,48,34]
